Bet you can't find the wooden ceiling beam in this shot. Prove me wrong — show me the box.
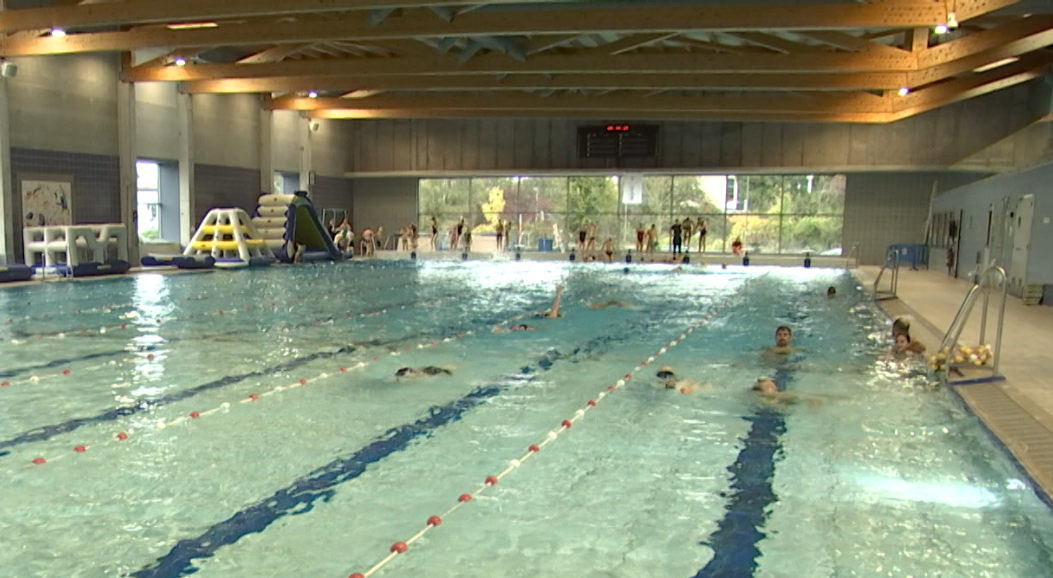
[308,107,888,122]
[237,43,313,64]
[123,52,920,83]
[134,47,208,68]
[797,30,908,57]
[186,71,909,94]
[898,53,1053,111]
[268,92,894,114]
[593,33,679,56]
[908,18,1053,85]
[0,0,584,34]
[0,4,962,56]
[904,28,929,52]
[725,32,822,54]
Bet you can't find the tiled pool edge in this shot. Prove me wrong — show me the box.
[852,269,1053,507]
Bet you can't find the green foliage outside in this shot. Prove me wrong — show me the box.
[418,174,844,254]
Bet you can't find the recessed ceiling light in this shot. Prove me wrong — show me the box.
[50,28,66,37]
[174,57,187,66]
[934,24,949,34]
[898,87,910,96]
[308,91,318,98]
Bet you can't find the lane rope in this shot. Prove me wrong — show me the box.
[16,292,602,468]
[341,285,752,578]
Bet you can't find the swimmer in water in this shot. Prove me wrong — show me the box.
[493,323,539,334]
[655,366,709,394]
[765,326,797,356]
[395,365,454,380]
[539,283,565,318]
[752,377,820,408]
[590,300,630,309]
[826,286,836,298]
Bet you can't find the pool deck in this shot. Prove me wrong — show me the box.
[854,266,1053,499]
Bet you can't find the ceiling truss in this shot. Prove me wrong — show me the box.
[0,0,1048,124]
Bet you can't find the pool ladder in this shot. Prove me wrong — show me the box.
[939,265,1008,385]
[844,243,860,269]
[873,248,899,301]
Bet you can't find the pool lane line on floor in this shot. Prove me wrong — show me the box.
[1,277,458,345]
[6,292,601,466]
[0,287,468,384]
[126,293,684,578]
[340,285,754,578]
[691,364,794,578]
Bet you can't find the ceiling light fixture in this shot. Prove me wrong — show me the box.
[946,12,959,30]
[174,57,187,66]
[308,91,318,98]
[898,87,910,96]
[167,22,218,30]
[50,28,66,37]
[934,24,949,34]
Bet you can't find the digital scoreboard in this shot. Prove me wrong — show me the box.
[577,124,659,159]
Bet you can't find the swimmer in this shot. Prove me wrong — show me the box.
[590,300,630,309]
[539,283,564,318]
[655,366,709,394]
[395,365,454,380]
[751,377,821,408]
[492,323,539,334]
[601,237,614,262]
[891,317,927,353]
[826,286,836,298]
[765,326,797,356]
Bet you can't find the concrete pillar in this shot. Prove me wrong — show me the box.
[117,54,140,265]
[177,86,195,246]
[0,0,14,263]
[299,113,313,194]
[259,106,273,194]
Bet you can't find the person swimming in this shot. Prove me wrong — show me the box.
[590,300,630,309]
[537,283,565,318]
[826,286,836,298]
[395,366,453,380]
[655,366,707,393]
[493,323,538,334]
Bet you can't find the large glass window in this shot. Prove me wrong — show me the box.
[417,173,845,254]
[136,160,161,240]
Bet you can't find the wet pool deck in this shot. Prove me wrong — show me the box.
[854,266,1053,500]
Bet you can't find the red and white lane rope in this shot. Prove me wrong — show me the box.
[19,294,597,468]
[341,292,745,578]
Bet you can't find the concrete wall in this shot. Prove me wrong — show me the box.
[934,160,1053,289]
[343,81,1049,176]
[843,173,988,266]
[351,177,416,243]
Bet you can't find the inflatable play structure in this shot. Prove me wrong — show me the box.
[22,224,132,277]
[183,208,277,269]
[0,263,34,283]
[252,192,341,263]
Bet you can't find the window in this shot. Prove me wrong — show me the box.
[417,173,846,254]
[136,160,161,240]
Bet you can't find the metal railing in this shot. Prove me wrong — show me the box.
[873,248,899,301]
[939,265,1007,383]
[844,243,860,269]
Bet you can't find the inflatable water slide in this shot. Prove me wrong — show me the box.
[252,192,342,263]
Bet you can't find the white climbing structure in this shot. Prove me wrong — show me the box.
[183,208,275,268]
[23,224,129,269]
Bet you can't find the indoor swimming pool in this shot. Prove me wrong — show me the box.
[1,262,1052,578]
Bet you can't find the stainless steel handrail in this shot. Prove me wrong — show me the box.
[939,265,1007,380]
[874,248,899,300]
[845,242,860,269]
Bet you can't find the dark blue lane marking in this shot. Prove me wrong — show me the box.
[694,364,795,578]
[0,347,355,453]
[0,348,149,380]
[0,296,564,454]
[130,299,691,578]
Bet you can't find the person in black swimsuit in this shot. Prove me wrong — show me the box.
[395,366,453,380]
[670,219,683,256]
[430,216,439,250]
[698,220,708,253]
[578,227,587,249]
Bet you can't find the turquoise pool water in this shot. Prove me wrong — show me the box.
[0,262,1051,578]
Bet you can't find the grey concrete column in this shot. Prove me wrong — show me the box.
[259,106,273,194]
[298,113,313,194]
[117,56,140,265]
[0,0,14,264]
[177,86,195,246]
[0,75,13,264]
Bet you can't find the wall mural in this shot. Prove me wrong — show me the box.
[21,179,72,227]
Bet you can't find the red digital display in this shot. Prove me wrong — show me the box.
[605,124,631,132]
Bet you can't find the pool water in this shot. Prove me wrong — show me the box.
[1,262,1051,578]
